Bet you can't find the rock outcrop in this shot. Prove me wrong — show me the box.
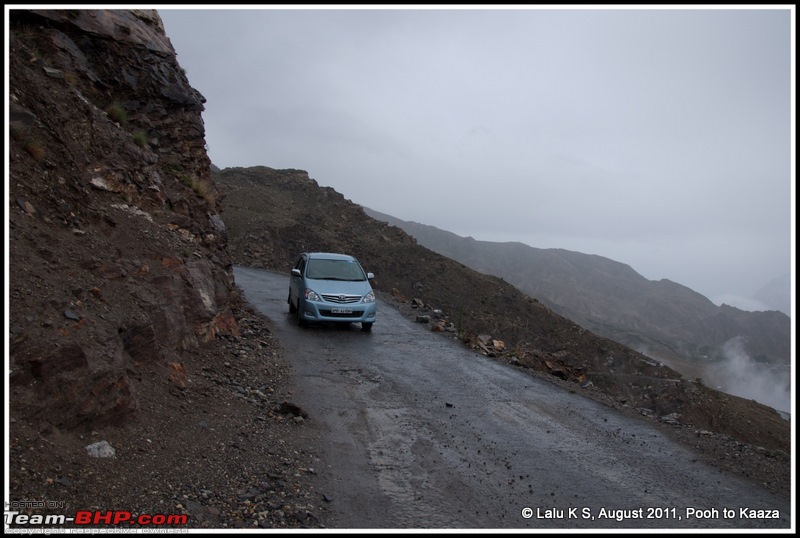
[8,9,237,429]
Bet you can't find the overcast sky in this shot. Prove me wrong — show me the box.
[158,6,794,312]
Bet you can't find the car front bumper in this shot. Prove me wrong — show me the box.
[299,301,377,324]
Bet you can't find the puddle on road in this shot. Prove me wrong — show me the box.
[365,405,466,528]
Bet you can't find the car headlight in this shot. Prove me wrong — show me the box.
[362,291,375,303]
[304,289,321,302]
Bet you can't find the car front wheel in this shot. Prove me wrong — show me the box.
[296,301,307,327]
[361,322,373,332]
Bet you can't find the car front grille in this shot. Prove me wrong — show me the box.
[321,294,361,304]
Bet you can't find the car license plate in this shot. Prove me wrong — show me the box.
[331,307,353,314]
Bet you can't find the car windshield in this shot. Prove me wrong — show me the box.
[305,259,366,281]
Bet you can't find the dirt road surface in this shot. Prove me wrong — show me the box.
[233,266,790,530]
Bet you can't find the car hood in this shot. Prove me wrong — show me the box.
[306,278,373,296]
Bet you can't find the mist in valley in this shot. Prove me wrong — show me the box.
[703,337,792,415]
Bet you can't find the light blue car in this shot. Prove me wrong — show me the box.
[288,252,377,331]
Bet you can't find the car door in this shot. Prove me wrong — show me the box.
[289,255,306,307]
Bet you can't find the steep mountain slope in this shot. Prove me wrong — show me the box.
[214,165,790,454]
[362,209,791,372]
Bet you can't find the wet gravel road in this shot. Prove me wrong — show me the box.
[233,266,790,530]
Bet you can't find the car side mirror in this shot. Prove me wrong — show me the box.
[291,268,302,277]
[367,272,374,280]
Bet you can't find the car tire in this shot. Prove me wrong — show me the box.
[288,292,297,314]
[296,301,307,327]
[361,322,373,332]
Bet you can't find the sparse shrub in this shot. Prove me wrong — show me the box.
[106,103,128,126]
[12,24,38,41]
[770,449,789,461]
[11,25,30,38]
[162,161,184,174]
[199,184,217,206]
[63,71,78,86]
[132,131,148,148]
[24,140,46,160]
[10,123,45,160]
[180,174,216,206]
[10,124,25,142]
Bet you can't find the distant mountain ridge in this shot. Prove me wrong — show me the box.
[362,208,791,369]
[751,274,792,315]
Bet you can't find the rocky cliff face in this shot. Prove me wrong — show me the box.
[8,9,237,430]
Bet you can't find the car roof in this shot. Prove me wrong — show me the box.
[304,252,357,261]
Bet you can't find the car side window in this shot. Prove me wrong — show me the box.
[294,257,306,275]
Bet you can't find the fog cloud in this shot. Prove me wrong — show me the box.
[158,7,793,309]
[704,337,791,414]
